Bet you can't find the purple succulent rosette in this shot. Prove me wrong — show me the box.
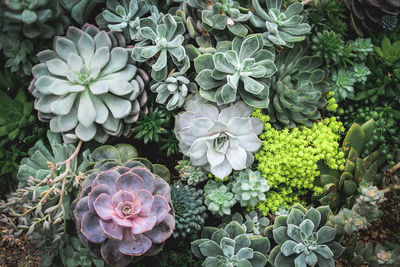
[74,163,174,267]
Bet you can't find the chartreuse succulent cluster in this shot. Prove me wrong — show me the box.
[191,220,270,266]
[194,34,277,108]
[171,181,207,238]
[318,120,386,212]
[230,169,270,208]
[175,159,207,186]
[267,204,344,267]
[253,109,345,214]
[249,0,311,47]
[29,24,149,143]
[74,144,174,267]
[132,14,189,82]
[0,131,91,247]
[174,95,263,179]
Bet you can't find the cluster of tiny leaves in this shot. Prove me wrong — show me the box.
[252,109,345,215]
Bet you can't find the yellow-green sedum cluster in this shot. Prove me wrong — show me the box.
[252,109,345,215]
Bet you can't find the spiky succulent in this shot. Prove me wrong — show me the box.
[0,0,70,39]
[1,32,35,76]
[267,204,344,267]
[171,181,207,238]
[230,169,270,208]
[219,211,270,236]
[150,73,197,110]
[204,180,236,216]
[175,159,207,186]
[95,0,154,42]
[344,0,400,37]
[318,120,386,212]
[249,0,311,47]
[191,221,270,267]
[132,14,190,82]
[132,105,168,144]
[267,39,329,128]
[73,154,174,267]
[195,34,277,108]
[353,185,386,222]
[174,96,263,178]
[60,0,105,25]
[28,24,149,143]
[327,208,370,236]
[201,0,249,37]
[311,30,344,64]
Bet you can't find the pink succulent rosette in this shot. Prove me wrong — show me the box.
[74,165,174,267]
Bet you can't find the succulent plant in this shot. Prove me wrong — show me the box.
[0,0,70,39]
[230,169,270,208]
[171,181,208,238]
[150,73,197,110]
[204,180,236,216]
[175,159,208,186]
[343,240,375,266]
[327,208,370,236]
[353,185,386,222]
[249,0,311,47]
[311,30,344,64]
[60,0,105,25]
[318,120,386,212]
[73,152,174,267]
[174,96,263,178]
[330,68,356,101]
[132,14,190,82]
[344,0,400,37]
[1,32,35,76]
[194,34,277,108]
[95,0,154,42]
[381,14,398,31]
[374,35,400,79]
[219,211,270,236]
[267,39,330,128]
[374,244,398,265]
[353,63,371,84]
[201,0,249,37]
[28,24,149,143]
[191,221,270,267]
[132,105,168,144]
[267,204,344,267]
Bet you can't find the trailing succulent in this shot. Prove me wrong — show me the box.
[73,145,174,267]
[219,211,270,236]
[267,39,330,128]
[194,34,277,108]
[267,204,344,267]
[191,221,270,267]
[29,24,149,143]
[230,169,270,208]
[171,181,208,238]
[318,119,386,212]
[201,0,250,37]
[249,0,311,47]
[95,0,155,42]
[327,208,370,236]
[175,159,208,186]
[204,180,237,216]
[174,95,263,179]
[150,72,197,110]
[132,14,190,82]
[0,0,70,39]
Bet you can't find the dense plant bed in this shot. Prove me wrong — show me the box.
[1,0,400,266]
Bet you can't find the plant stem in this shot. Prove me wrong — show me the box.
[381,184,400,194]
[387,161,400,175]
[301,0,313,5]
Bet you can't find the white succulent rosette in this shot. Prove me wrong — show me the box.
[174,95,263,179]
[29,24,149,143]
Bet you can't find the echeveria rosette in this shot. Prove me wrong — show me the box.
[29,24,149,143]
[132,14,190,82]
[202,0,249,37]
[73,163,174,267]
[60,0,105,25]
[150,73,197,110]
[204,182,236,216]
[195,34,277,108]
[249,0,311,48]
[267,39,330,128]
[191,221,270,267]
[268,204,344,267]
[0,0,70,39]
[174,96,263,179]
[95,0,154,42]
[230,169,270,208]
